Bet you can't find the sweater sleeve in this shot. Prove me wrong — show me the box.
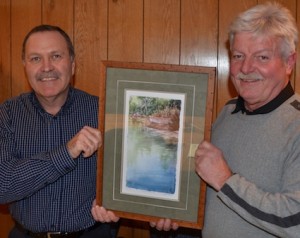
[218,172,300,238]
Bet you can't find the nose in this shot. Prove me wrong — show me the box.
[41,58,54,72]
[240,57,254,74]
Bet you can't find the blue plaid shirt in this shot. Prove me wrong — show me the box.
[0,87,99,232]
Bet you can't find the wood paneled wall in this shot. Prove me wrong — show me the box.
[0,0,299,237]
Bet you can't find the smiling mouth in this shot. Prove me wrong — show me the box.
[239,78,261,82]
[39,77,58,82]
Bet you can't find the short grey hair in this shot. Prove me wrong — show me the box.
[228,2,298,59]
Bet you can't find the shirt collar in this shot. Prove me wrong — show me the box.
[232,82,294,115]
[30,86,74,116]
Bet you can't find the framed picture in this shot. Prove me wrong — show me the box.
[96,61,215,229]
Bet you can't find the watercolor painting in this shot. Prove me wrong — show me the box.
[121,90,185,201]
[98,61,215,228]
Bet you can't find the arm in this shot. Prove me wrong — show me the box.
[0,102,101,203]
[0,123,73,203]
[218,172,300,238]
[195,140,300,238]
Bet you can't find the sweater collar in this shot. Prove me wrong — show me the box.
[232,82,294,115]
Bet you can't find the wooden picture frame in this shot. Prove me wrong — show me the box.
[96,61,215,229]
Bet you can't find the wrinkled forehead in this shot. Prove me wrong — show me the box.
[232,32,280,52]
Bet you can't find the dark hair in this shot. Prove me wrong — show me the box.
[22,24,75,61]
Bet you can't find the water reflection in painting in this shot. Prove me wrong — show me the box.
[121,90,185,201]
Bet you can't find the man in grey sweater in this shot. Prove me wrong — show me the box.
[195,2,300,238]
[93,2,300,237]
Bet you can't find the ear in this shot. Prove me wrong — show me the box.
[286,52,296,75]
[71,60,75,75]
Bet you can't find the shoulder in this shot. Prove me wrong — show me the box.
[225,98,238,106]
[1,92,31,108]
[72,88,99,104]
[218,97,238,114]
[276,93,300,131]
[289,93,300,111]
[70,88,99,116]
[0,93,32,124]
[72,88,98,99]
[283,93,300,113]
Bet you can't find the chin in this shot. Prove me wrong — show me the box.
[38,89,60,98]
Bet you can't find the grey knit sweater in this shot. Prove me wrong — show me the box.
[202,91,300,238]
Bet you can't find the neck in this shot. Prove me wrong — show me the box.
[36,89,69,116]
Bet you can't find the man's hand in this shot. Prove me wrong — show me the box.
[91,199,120,223]
[67,126,102,159]
[195,140,233,191]
[149,219,179,231]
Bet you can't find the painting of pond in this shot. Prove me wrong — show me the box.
[121,90,185,201]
